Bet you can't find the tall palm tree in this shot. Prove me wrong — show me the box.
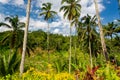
[93,0,109,61]
[71,16,79,65]
[20,0,31,76]
[81,14,97,68]
[60,0,81,73]
[39,2,57,63]
[0,15,25,51]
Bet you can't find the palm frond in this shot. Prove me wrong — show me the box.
[50,11,57,15]
[8,50,20,75]
[39,12,47,16]
[0,56,7,76]
[63,10,69,19]
[41,7,48,11]
[0,22,11,28]
[60,6,69,12]
[1,34,10,44]
[5,17,12,22]
[61,0,67,4]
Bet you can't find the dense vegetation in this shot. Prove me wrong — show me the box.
[0,28,120,79]
[0,0,120,80]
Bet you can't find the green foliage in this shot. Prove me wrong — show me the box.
[0,50,120,80]
[96,64,120,80]
[40,2,57,21]
[0,16,25,49]
[0,51,20,77]
[60,0,81,21]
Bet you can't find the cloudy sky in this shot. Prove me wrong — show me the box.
[0,0,119,35]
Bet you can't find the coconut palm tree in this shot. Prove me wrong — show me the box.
[39,2,57,63]
[60,0,81,73]
[71,16,80,65]
[0,16,35,57]
[80,14,97,68]
[20,0,31,76]
[93,0,109,61]
[0,15,25,51]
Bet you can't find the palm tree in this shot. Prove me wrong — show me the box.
[20,0,31,76]
[81,14,97,68]
[60,0,81,73]
[0,15,25,51]
[39,2,57,63]
[71,16,79,65]
[0,17,35,57]
[113,35,120,49]
[93,0,109,61]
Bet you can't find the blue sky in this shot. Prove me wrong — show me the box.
[101,0,119,24]
[0,0,119,35]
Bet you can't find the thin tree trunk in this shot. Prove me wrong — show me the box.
[110,35,112,42]
[94,0,109,61]
[47,21,50,63]
[20,0,31,76]
[88,26,93,68]
[69,26,72,74]
[89,39,93,68]
[74,24,77,65]
[74,36,77,65]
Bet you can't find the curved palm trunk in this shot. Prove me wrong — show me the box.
[94,0,109,61]
[20,0,31,76]
[69,26,72,74]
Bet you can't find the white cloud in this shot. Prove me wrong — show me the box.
[20,16,47,31]
[35,0,105,17]
[80,0,105,17]
[0,13,13,32]
[32,0,105,35]
[12,0,24,6]
[20,16,70,35]
[0,0,9,4]
[53,29,59,33]
[0,0,25,8]
[0,14,6,22]
[0,0,106,36]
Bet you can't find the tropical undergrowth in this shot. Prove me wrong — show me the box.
[0,48,120,80]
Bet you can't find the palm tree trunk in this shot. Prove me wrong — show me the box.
[74,24,77,65]
[88,26,93,68]
[89,38,93,68]
[110,35,112,41]
[20,0,31,76]
[47,21,50,63]
[94,0,109,61]
[69,26,72,74]
[74,36,77,65]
